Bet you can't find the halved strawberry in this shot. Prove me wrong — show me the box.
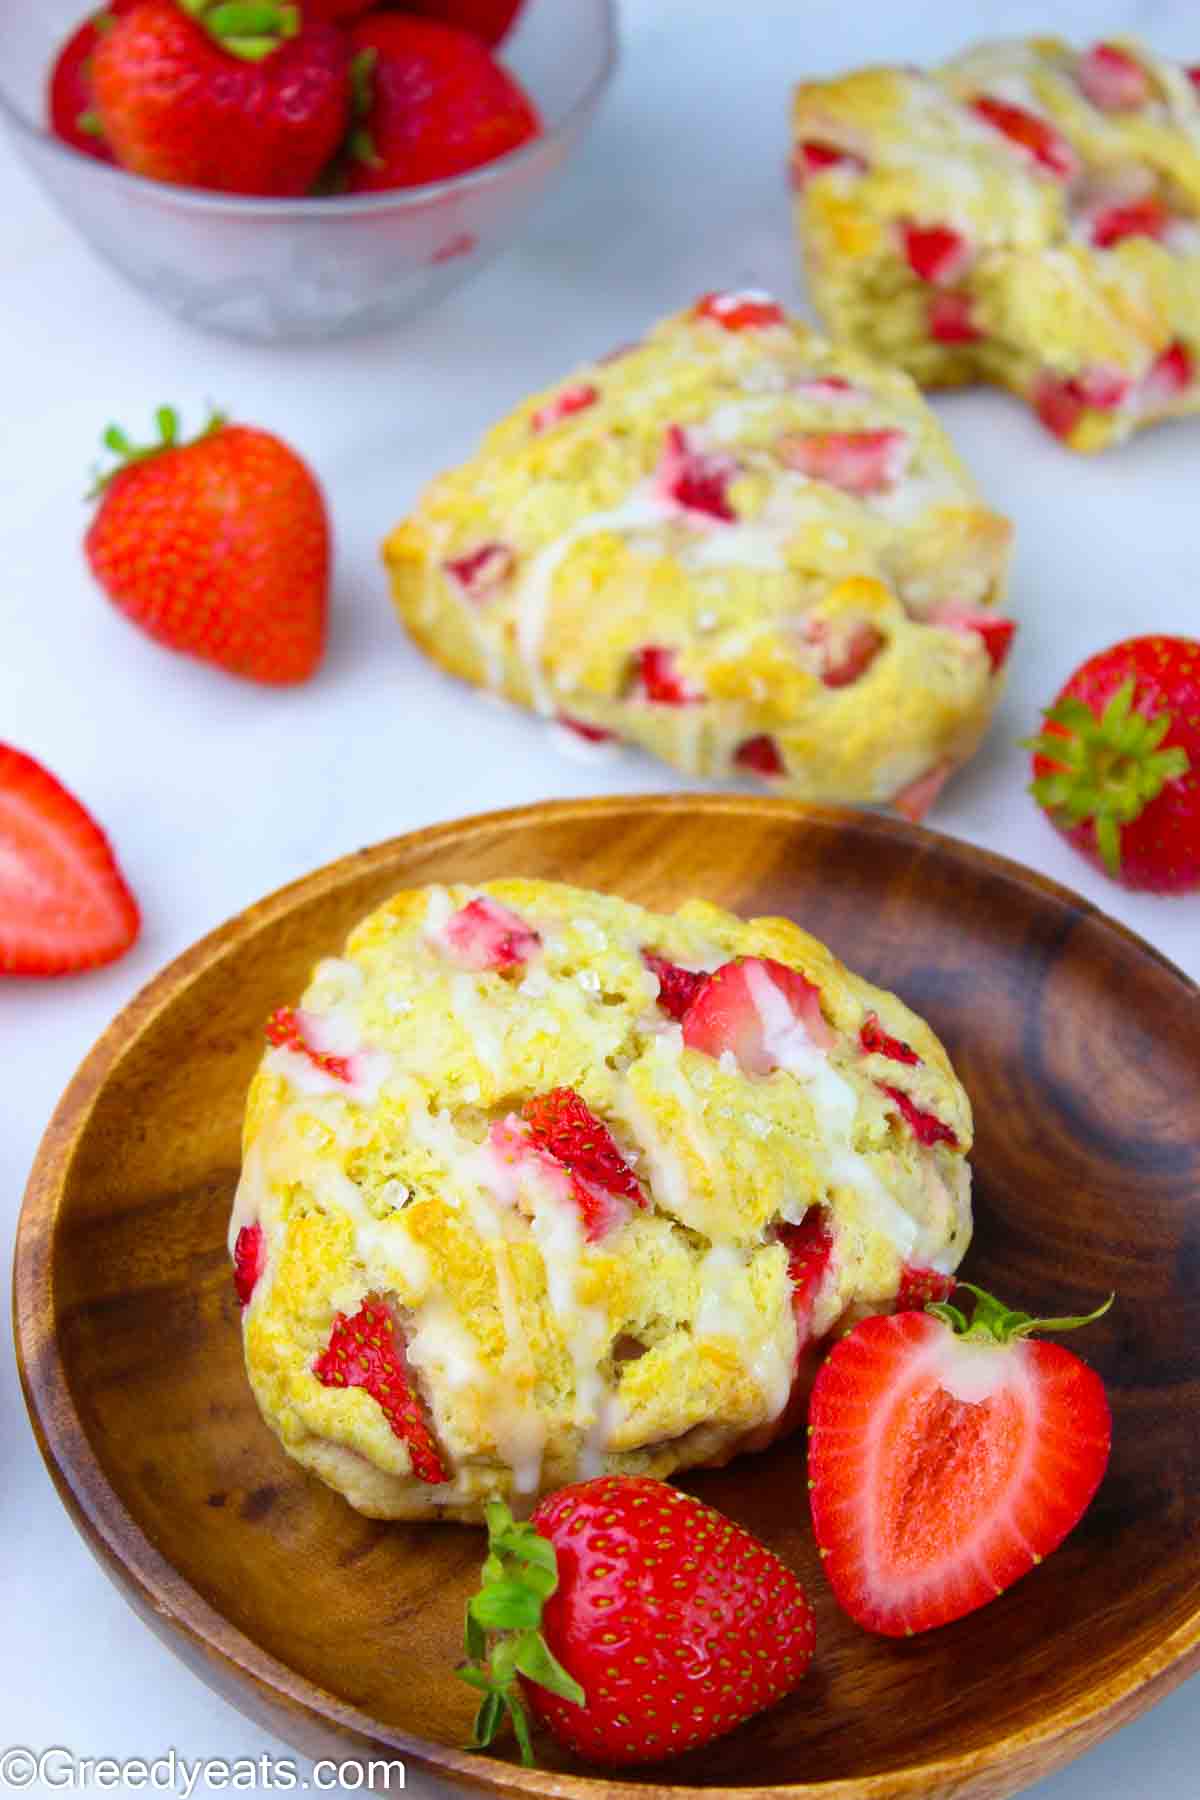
[790,140,867,187]
[881,1082,958,1149]
[441,896,540,971]
[1090,195,1168,249]
[970,95,1078,179]
[735,734,785,779]
[655,426,739,522]
[265,1005,355,1082]
[777,428,908,496]
[635,645,704,705]
[521,1088,647,1240]
[808,1284,1113,1635]
[0,744,140,977]
[444,542,515,601]
[1077,42,1150,111]
[928,604,1017,674]
[682,957,835,1075]
[892,760,953,823]
[777,1208,835,1349]
[314,1295,448,1485]
[643,950,708,1021]
[530,384,599,434]
[859,1012,920,1065]
[694,290,786,332]
[801,617,886,687]
[895,1263,956,1308]
[901,222,971,286]
[233,1222,266,1307]
[928,291,983,344]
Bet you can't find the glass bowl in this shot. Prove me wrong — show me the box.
[0,0,618,342]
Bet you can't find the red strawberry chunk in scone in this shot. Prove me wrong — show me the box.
[636,645,704,704]
[441,896,541,971]
[1034,366,1132,440]
[444,541,515,600]
[777,1208,835,1349]
[314,1297,448,1485]
[643,950,709,1021]
[735,734,785,778]
[655,425,739,522]
[895,1263,956,1308]
[791,140,867,187]
[892,760,953,823]
[777,428,909,496]
[520,1088,647,1241]
[794,373,858,402]
[881,1082,958,1149]
[265,1006,356,1083]
[233,1222,266,1307]
[694,290,786,332]
[801,616,886,687]
[557,714,620,744]
[970,95,1078,179]
[929,291,983,344]
[530,383,599,434]
[928,604,1017,674]
[1077,42,1151,111]
[1090,195,1168,248]
[1142,341,1193,407]
[859,1012,920,1065]
[682,957,835,1076]
[902,221,972,286]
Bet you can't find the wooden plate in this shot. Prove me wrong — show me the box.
[15,796,1200,1800]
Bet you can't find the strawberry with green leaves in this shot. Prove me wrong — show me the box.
[808,1284,1113,1637]
[47,0,142,162]
[459,1477,815,1766]
[85,407,329,685]
[1026,635,1200,892]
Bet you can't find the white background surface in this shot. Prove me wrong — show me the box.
[2,0,1197,1793]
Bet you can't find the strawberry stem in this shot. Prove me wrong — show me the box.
[88,406,226,498]
[457,1500,584,1767]
[1024,680,1190,876]
[177,0,300,61]
[928,1282,1114,1344]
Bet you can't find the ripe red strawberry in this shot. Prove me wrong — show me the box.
[0,745,140,977]
[91,0,351,196]
[442,896,541,970]
[859,1012,920,1065]
[1090,194,1168,249]
[314,1295,448,1485]
[1025,636,1200,892]
[928,604,1017,674]
[777,1208,835,1348]
[301,0,375,19]
[232,1222,266,1306]
[85,408,328,685]
[345,14,540,192]
[735,734,785,779]
[398,0,525,47]
[47,1,142,162]
[901,222,971,285]
[880,1082,958,1149]
[809,1283,1112,1635]
[682,956,835,1074]
[635,645,703,705]
[459,1479,816,1766]
[265,1005,355,1081]
[895,1263,955,1308]
[655,425,739,522]
[520,1089,646,1239]
[643,950,708,1021]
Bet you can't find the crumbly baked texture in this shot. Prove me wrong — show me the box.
[791,37,1200,451]
[382,299,1013,817]
[232,879,973,1522]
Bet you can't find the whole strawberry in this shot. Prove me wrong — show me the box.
[1026,635,1200,893]
[91,0,350,196]
[401,0,525,47]
[47,1,142,162]
[346,14,540,192]
[85,407,329,684]
[459,1478,816,1767]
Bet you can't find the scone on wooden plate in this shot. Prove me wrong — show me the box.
[792,37,1200,451]
[230,879,973,1522]
[383,297,1013,820]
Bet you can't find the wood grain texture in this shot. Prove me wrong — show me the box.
[14,795,1200,1800]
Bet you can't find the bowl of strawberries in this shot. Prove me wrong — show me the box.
[1,0,617,340]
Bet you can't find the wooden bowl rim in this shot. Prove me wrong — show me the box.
[14,793,1200,1800]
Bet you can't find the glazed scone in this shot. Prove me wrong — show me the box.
[792,38,1200,450]
[383,297,1013,820]
[230,879,973,1522]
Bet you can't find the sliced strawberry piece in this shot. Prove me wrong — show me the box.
[735,734,786,778]
[777,428,908,496]
[643,950,709,1021]
[441,895,540,971]
[808,1287,1113,1635]
[0,744,140,977]
[694,290,786,332]
[233,1222,266,1307]
[636,645,704,705]
[265,1005,355,1083]
[859,1012,920,1066]
[655,425,739,522]
[1090,195,1168,248]
[1077,42,1150,111]
[928,604,1017,674]
[794,374,857,400]
[790,140,867,187]
[801,617,886,687]
[880,1082,959,1149]
[1034,366,1130,440]
[892,760,953,823]
[1142,341,1194,406]
[901,222,971,286]
[557,714,619,744]
[928,291,983,344]
[444,542,514,601]
[521,1088,647,1240]
[970,95,1078,180]
[777,1208,835,1349]
[895,1263,956,1309]
[314,1295,448,1485]
[530,383,599,434]
[682,956,835,1075]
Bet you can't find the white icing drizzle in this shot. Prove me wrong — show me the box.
[527,1187,612,1477]
[695,1244,794,1421]
[450,972,505,1078]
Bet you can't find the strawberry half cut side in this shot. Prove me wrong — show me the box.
[681,956,835,1074]
[314,1295,449,1485]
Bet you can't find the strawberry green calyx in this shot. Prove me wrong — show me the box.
[1024,680,1191,875]
[928,1281,1114,1344]
[176,0,300,61]
[457,1499,585,1767]
[348,48,383,168]
[88,406,227,497]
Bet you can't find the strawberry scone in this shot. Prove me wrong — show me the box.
[231,880,973,1521]
[383,298,1013,818]
[792,38,1200,451]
